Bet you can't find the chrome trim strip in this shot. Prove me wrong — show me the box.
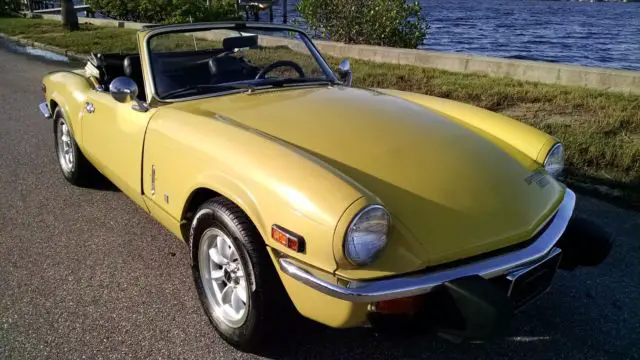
[278,189,575,303]
[39,102,52,119]
[343,204,391,266]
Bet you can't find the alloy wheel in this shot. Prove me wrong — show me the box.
[198,228,249,328]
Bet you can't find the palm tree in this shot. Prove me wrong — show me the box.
[61,0,79,31]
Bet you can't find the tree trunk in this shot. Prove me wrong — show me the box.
[61,0,79,31]
[282,0,288,24]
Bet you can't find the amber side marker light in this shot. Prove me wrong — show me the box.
[271,225,306,253]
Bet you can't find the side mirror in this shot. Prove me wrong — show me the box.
[337,59,352,86]
[109,76,138,103]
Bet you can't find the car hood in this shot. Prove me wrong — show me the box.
[177,86,564,266]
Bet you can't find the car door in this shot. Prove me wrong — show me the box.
[81,90,154,210]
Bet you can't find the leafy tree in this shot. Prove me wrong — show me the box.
[86,0,238,24]
[61,0,79,31]
[297,0,428,49]
[0,0,21,16]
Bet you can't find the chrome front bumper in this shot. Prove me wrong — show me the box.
[39,102,52,119]
[278,189,576,303]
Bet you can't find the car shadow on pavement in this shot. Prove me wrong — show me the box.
[255,265,638,360]
[258,317,541,360]
[89,172,120,192]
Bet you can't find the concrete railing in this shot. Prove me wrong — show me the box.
[37,14,640,94]
[32,5,91,14]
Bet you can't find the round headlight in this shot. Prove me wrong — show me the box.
[344,205,390,266]
[544,143,565,177]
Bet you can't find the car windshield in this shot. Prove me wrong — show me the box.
[147,25,337,100]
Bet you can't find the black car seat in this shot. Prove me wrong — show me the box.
[123,55,146,101]
[209,56,257,84]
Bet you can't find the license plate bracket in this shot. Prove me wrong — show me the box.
[506,249,562,309]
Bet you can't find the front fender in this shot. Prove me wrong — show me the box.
[43,71,92,146]
[376,89,557,164]
[142,108,366,274]
[182,173,266,240]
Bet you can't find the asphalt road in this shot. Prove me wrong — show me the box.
[0,41,638,360]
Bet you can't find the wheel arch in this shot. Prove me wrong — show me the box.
[49,99,59,115]
[49,99,60,132]
[47,93,82,141]
[180,184,267,259]
[43,71,91,145]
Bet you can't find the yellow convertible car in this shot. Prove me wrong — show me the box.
[39,22,611,351]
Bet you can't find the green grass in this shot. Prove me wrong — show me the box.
[0,18,140,53]
[1,17,638,205]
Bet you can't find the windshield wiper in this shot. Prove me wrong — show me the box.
[161,79,334,99]
[257,78,335,88]
[239,78,335,94]
[161,83,256,99]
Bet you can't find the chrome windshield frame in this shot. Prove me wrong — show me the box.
[278,189,576,303]
[141,22,339,104]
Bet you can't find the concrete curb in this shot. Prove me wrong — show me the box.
[0,32,88,61]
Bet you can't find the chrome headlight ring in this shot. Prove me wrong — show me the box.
[344,205,390,266]
[544,143,565,178]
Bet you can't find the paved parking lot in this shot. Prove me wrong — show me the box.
[0,41,638,359]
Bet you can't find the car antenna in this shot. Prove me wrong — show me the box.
[190,16,198,51]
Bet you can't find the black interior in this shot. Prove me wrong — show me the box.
[88,52,132,86]
[123,55,145,101]
[89,48,261,100]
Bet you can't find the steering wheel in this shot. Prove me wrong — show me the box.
[255,60,306,80]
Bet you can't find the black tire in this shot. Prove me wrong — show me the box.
[52,107,96,186]
[189,197,292,352]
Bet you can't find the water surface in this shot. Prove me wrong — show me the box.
[269,0,640,71]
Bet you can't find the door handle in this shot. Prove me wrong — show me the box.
[85,102,95,113]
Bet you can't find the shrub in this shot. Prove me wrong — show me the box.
[86,0,238,24]
[297,0,428,49]
[0,0,21,17]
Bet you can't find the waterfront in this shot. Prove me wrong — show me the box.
[270,0,640,71]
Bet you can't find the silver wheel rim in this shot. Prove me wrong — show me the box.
[198,228,249,328]
[56,117,75,174]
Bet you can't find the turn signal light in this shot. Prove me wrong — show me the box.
[272,225,305,253]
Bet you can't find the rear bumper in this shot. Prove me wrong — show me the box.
[278,189,576,303]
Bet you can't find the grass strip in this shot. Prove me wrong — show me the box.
[1,17,638,206]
